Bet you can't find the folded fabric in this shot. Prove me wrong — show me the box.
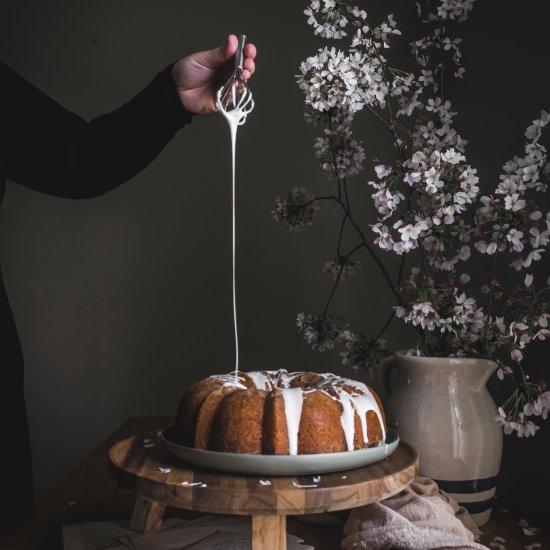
[341,476,488,550]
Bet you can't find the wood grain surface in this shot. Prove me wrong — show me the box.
[108,429,419,516]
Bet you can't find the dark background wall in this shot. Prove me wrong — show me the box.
[0,0,547,530]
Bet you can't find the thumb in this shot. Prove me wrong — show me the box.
[220,34,238,62]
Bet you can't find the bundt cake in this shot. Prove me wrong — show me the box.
[175,370,386,455]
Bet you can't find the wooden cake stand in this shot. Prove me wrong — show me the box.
[109,431,418,550]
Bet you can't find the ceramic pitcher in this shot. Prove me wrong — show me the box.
[380,351,503,526]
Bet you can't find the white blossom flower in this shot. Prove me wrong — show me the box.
[529,227,550,249]
[506,229,524,252]
[436,0,476,22]
[395,220,428,247]
[489,536,506,550]
[504,193,526,212]
[375,164,392,178]
[304,0,348,39]
[496,409,539,437]
[519,518,542,536]
[272,187,320,231]
[285,0,550,441]
[524,391,550,420]
[442,147,465,164]
[424,166,444,193]
[296,312,341,352]
[323,257,361,280]
[370,184,405,219]
[496,407,514,434]
[405,301,440,330]
[314,126,366,180]
[496,365,513,380]
[522,249,543,269]
[525,110,550,140]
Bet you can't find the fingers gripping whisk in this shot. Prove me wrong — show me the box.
[216,34,254,125]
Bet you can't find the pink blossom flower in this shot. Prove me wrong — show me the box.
[288,1,550,440]
[375,164,392,178]
[524,392,550,419]
[496,365,512,380]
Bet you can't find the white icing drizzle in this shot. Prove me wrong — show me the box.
[280,387,304,455]
[210,373,247,389]
[218,103,251,383]
[247,371,271,390]
[210,369,386,449]
[349,390,386,444]
[335,388,356,451]
[224,111,241,383]
[343,379,386,443]
[276,369,296,389]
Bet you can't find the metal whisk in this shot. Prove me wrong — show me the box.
[216,34,254,124]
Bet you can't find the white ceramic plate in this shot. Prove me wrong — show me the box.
[160,426,399,475]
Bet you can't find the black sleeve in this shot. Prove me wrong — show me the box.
[0,60,194,199]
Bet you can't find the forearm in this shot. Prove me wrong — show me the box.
[2,61,194,198]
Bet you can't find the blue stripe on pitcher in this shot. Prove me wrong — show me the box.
[433,476,498,518]
[432,476,498,494]
[458,498,495,514]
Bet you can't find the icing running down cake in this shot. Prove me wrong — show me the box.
[175,370,387,455]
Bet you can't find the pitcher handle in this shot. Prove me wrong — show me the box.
[379,354,397,397]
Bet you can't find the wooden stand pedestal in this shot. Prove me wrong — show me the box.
[109,433,418,549]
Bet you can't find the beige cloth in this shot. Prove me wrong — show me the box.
[341,477,488,550]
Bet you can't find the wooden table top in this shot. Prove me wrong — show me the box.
[1,417,549,550]
[109,429,418,516]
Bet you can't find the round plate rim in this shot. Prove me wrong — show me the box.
[160,426,399,475]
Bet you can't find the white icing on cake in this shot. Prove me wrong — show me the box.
[335,387,356,451]
[247,371,271,390]
[210,373,247,389]
[209,369,385,451]
[343,380,386,443]
[280,387,304,456]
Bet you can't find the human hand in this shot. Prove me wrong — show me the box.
[172,34,257,114]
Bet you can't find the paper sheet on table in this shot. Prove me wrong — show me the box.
[61,518,184,550]
[62,515,312,550]
[119,516,312,550]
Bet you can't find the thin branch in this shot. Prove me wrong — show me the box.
[341,180,404,305]
[374,310,396,343]
[322,242,366,317]
[336,210,348,256]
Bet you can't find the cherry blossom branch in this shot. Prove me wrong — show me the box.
[322,242,366,317]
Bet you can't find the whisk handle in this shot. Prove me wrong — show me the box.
[235,34,247,70]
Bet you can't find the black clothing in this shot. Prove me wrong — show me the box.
[0,60,193,533]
